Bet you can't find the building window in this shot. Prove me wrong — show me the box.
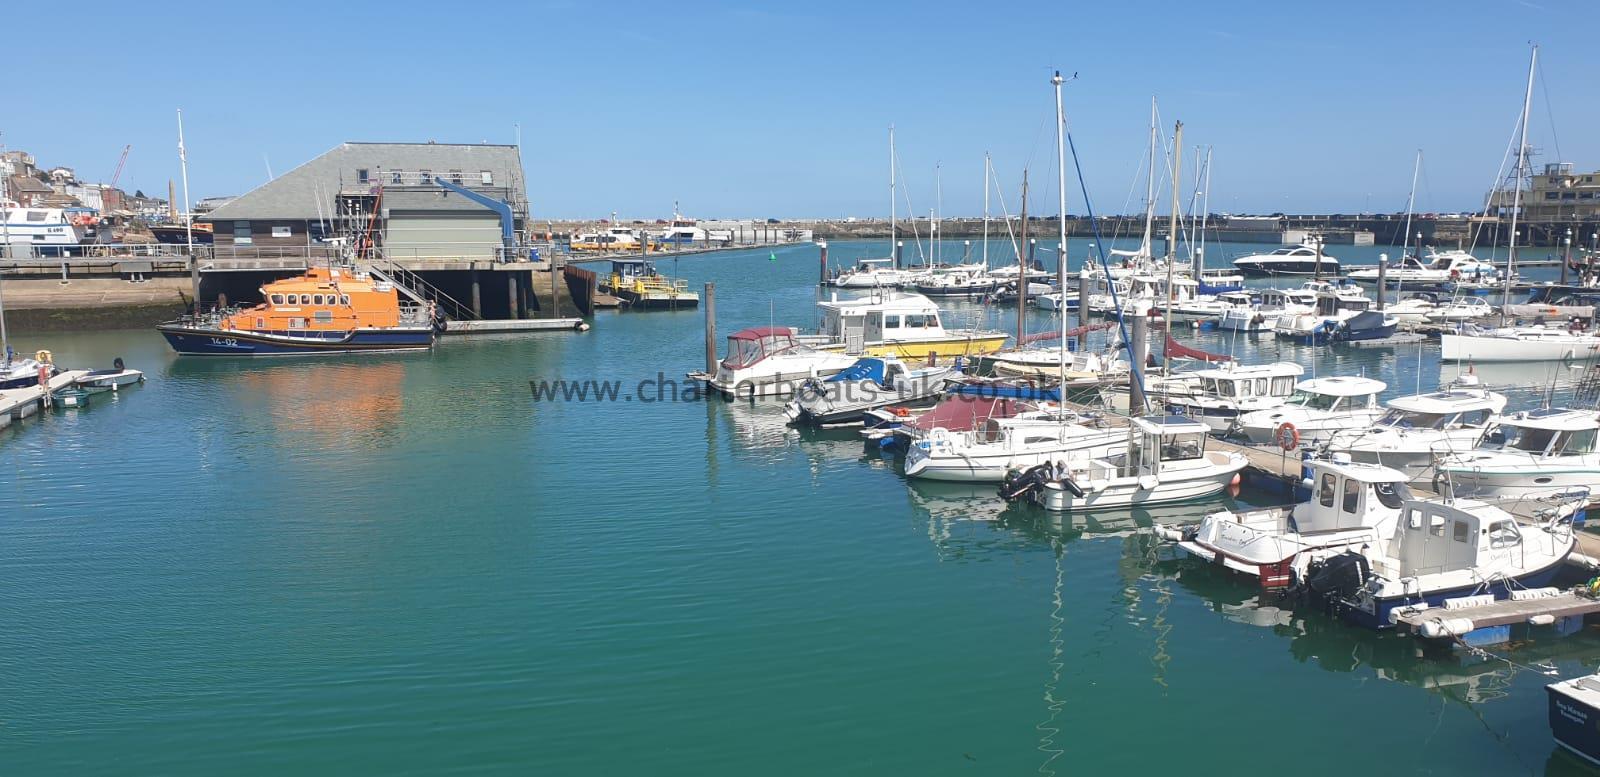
[357,168,369,184]
[1545,192,1560,200]
[449,169,463,185]
[391,171,403,184]
[481,170,493,185]
[234,220,252,245]
[418,169,431,184]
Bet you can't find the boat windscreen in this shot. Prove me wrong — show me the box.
[1288,391,1340,411]
[1377,409,1448,429]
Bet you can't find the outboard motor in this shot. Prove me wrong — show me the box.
[999,463,1055,503]
[1303,552,1369,601]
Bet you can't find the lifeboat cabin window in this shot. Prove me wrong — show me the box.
[1272,377,1295,395]
[312,294,324,305]
[1319,473,1336,508]
[1158,432,1205,461]
[340,295,351,305]
[1452,520,1470,544]
[884,315,901,329]
[271,294,284,305]
[904,315,927,328]
[1560,429,1598,456]
[1487,520,1522,549]
[1342,477,1361,514]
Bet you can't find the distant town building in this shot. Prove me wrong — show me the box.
[1520,163,1600,222]
[199,141,528,262]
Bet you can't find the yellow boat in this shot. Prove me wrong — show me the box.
[601,259,698,309]
[814,291,1008,360]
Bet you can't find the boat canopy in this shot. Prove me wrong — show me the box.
[721,327,800,369]
[1296,376,1386,397]
[906,396,1020,434]
[827,358,887,384]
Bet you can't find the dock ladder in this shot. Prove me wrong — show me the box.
[365,258,478,321]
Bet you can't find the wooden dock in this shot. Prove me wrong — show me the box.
[1,370,90,433]
[1394,592,1600,634]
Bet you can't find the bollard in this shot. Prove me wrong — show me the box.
[818,240,829,286]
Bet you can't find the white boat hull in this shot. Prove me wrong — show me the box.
[1441,332,1600,362]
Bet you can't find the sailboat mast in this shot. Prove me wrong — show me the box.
[1053,71,1069,381]
[1017,171,1029,347]
[178,109,194,260]
[1401,150,1420,264]
[1164,122,1183,361]
[1503,44,1537,310]
[1198,146,1212,272]
[889,125,897,268]
[1142,98,1157,260]
[935,163,943,266]
[982,154,991,267]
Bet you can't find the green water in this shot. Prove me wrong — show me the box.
[2,241,1597,775]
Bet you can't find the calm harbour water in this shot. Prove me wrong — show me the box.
[3,239,1598,775]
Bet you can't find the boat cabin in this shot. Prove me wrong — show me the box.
[1127,416,1212,476]
[1477,408,1600,457]
[230,266,406,332]
[1194,362,1305,401]
[1388,499,1524,577]
[610,259,661,283]
[817,291,949,351]
[1375,390,1505,431]
[720,326,802,369]
[1298,456,1411,534]
[1217,290,1258,308]
[1313,290,1372,316]
[1287,376,1383,413]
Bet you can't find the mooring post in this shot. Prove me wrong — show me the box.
[549,259,561,319]
[508,272,519,319]
[1376,254,1388,310]
[1029,238,1038,268]
[189,250,201,311]
[1562,229,1572,286]
[703,282,717,375]
[894,240,903,270]
[818,240,829,286]
[470,268,483,318]
[1130,312,1148,414]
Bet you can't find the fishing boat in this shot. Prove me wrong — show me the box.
[828,258,909,288]
[1435,408,1600,502]
[156,265,439,356]
[1321,376,1507,475]
[1237,376,1386,445]
[0,202,88,254]
[784,356,957,426]
[1155,455,1412,588]
[814,290,1008,360]
[1231,242,1340,277]
[1164,361,1305,434]
[1440,324,1600,362]
[1301,493,1579,630]
[904,407,1125,482]
[692,326,859,399]
[1549,674,1600,767]
[600,259,699,309]
[999,415,1248,511]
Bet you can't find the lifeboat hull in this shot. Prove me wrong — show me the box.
[157,324,434,355]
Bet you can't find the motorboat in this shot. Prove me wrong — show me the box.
[1032,291,1078,312]
[0,348,59,389]
[1231,243,1340,277]
[1331,309,1399,343]
[1435,408,1600,502]
[1155,455,1412,588]
[1347,249,1501,286]
[1237,376,1386,445]
[1382,292,1440,325]
[904,407,1125,482]
[0,203,88,254]
[1441,324,1600,362]
[889,394,1029,448]
[570,226,660,252]
[814,290,1009,360]
[1273,285,1375,344]
[76,358,145,392]
[1301,493,1579,630]
[156,265,438,356]
[600,259,698,309]
[1164,361,1305,434]
[1321,376,1507,475]
[828,258,909,288]
[1423,296,1496,325]
[1216,288,1313,333]
[691,326,859,399]
[998,415,1248,511]
[784,356,958,426]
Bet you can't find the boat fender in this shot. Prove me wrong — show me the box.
[1058,476,1085,498]
[1529,613,1556,626]
[1138,475,1160,490]
[1418,618,1475,639]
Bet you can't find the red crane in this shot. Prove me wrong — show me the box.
[108,144,131,189]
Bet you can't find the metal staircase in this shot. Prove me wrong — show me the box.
[365,257,478,321]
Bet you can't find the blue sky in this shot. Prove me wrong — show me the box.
[8,1,1596,219]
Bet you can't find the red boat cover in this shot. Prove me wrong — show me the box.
[906,396,1020,433]
[1165,335,1231,362]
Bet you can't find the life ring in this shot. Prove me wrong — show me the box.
[890,406,911,417]
[1275,422,1299,451]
